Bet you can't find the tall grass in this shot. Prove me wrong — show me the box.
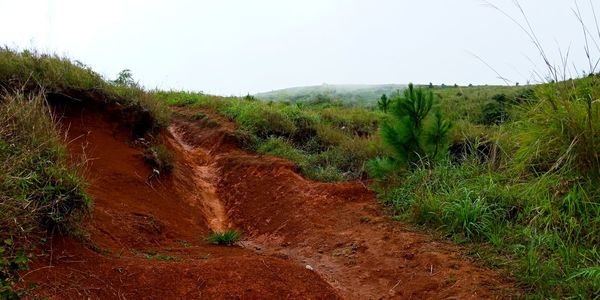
[0,47,170,127]
[0,93,90,297]
[0,48,174,296]
[368,2,600,297]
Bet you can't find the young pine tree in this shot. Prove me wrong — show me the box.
[368,83,451,177]
[378,94,392,113]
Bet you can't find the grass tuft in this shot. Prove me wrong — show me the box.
[207,230,241,246]
[143,145,175,174]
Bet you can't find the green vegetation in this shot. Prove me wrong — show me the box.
[207,230,241,246]
[0,38,598,297]
[0,48,171,127]
[156,90,385,181]
[368,83,451,176]
[0,93,90,298]
[255,84,406,107]
[377,94,392,113]
[165,78,599,297]
[371,78,600,298]
[0,48,171,297]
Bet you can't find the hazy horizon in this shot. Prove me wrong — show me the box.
[1,0,598,96]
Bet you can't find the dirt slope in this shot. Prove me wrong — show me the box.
[23,106,513,299]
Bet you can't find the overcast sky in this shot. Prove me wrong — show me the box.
[1,0,598,95]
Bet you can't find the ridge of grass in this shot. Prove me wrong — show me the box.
[0,47,171,127]
[0,48,172,297]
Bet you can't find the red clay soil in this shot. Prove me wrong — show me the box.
[23,106,514,299]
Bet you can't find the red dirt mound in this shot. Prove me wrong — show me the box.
[23,106,514,299]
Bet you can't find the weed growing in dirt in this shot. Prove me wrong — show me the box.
[207,230,241,246]
[143,145,175,174]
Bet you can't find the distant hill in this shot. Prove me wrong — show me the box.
[254,84,407,106]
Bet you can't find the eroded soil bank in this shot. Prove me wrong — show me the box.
[23,106,513,299]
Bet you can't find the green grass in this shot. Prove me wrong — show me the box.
[1,46,597,298]
[0,47,171,127]
[157,79,600,297]
[206,230,241,246]
[156,90,385,181]
[0,92,91,297]
[369,77,600,298]
[0,48,173,297]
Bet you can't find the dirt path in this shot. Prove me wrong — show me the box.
[23,106,513,299]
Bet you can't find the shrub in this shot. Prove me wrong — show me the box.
[233,103,297,139]
[320,107,379,137]
[479,101,509,125]
[514,88,536,104]
[207,230,241,245]
[515,78,600,176]
[314,123,348,148]
[491,93,508,103]
[257,138,306,164]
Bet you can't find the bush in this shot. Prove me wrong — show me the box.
[515,78,600,176]
[257,138,306,164]
[320,107,379,137]
[479,101,509,125]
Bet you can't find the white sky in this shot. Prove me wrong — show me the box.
[1,0,598,95]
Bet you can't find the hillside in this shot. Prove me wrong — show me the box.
[254,84,407,106]
[0,49,515,299]
[1,47,599,299]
